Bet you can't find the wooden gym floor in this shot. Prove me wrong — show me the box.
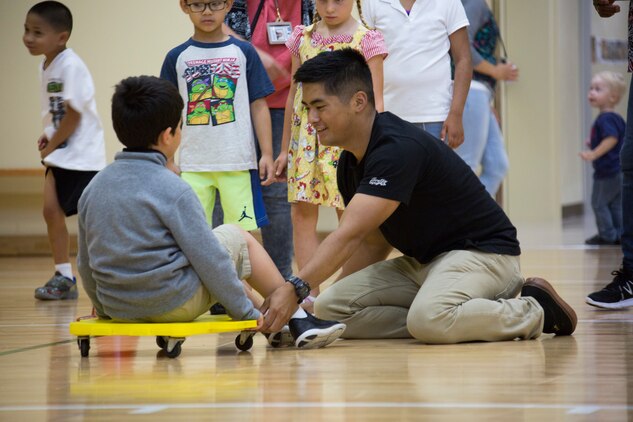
[0,215,632,421]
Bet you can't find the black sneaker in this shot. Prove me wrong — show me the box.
[586,269,633,309]
[34,272,78,300]
[263,325,294,348]
[288,313,346,349]
[585,235,620,245]
[521,277,577,336]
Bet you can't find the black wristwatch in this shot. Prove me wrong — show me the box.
[286,275,311,304]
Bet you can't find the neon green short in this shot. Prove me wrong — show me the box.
[181,170,268,231]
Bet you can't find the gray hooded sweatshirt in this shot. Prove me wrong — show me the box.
[77,150,260,322]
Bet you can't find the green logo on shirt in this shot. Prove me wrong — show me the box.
[47,81,63,93]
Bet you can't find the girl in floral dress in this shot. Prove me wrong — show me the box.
[275,0,387,304]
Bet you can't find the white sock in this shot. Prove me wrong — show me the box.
[291,307,308,319]
[55,263,74,281]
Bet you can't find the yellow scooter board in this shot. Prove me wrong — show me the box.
[69,314,258,358]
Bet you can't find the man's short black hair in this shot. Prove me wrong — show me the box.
[111,76,184,149]
[28,1,73,34]
[293,48,375,107]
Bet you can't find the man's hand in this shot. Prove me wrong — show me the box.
[259,282,298,333]
[594,0,620,17]
[442,111,465,149]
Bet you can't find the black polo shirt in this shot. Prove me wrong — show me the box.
[337,112,520,264]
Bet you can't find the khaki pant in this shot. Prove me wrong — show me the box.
[315,250,544,344]
[114,224,251,323]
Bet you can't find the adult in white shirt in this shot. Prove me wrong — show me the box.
[362,0,472,148]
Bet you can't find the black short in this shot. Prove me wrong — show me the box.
[46,167,98,217]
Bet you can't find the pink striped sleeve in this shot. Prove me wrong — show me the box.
[285,25,306,57]
[360,29,388,61]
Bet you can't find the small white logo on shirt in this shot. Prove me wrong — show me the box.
[369,177,388,186]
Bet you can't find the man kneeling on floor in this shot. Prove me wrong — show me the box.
[77,75,345,349]
[260,49,577,343]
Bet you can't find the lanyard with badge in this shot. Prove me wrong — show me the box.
[260,0,292,44]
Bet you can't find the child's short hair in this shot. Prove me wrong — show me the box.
[595,71,627,104]
[28,1,73,34]
[111,76,184,149]
[294,48,375,107]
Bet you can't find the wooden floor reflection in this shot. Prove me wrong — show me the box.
[0,231,632,421]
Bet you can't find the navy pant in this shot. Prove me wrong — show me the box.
[622,82,633,271]
[591,173,623,242]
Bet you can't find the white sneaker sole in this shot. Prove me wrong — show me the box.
[294,323,346,349]
[585,296,633,309]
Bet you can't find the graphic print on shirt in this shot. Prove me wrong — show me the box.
[183,58,239,126]
[47,78,67,149]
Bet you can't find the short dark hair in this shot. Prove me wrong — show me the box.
[28,1,73,34]
[293,48,375,107]
[111,76,184,149]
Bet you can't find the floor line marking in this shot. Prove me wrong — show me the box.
[0,402,632,413]
[0,339,73,357]
[130,405,169,415]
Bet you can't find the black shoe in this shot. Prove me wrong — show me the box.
[585,235,620,246]
[586,269,633,309]
[521,277,577,336]
[209,303,227,315]
[288,313,346,349]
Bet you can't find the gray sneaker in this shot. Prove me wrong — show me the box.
[264,325,294,348]
[34,272,78,300]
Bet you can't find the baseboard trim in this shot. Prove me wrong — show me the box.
[0,235,78,256]
[562,203,584,219]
